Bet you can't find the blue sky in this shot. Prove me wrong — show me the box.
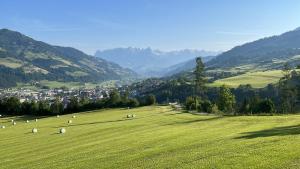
[1,0,300,54]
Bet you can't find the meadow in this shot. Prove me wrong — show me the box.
[209,70,284,88]
[1,106,300,169]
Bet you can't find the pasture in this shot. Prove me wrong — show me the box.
[1,106,300,168]
[209,70,284,88]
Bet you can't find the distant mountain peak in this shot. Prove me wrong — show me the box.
[295,27,300,31]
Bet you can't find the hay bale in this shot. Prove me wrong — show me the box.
[1,126,5,129]
[59,128,66,134]
[32,128,38,133]
[68,120,72,124]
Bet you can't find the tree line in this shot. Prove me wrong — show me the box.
[0,90,156,116]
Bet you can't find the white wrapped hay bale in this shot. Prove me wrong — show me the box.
[32,128,38,133]
[60,128,66,134]
[68,120,72,124]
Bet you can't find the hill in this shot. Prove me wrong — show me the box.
[159,55,216,77]
[1,106,300,168]
[207,27,300,71]
[95,47,220,77]
[0,29,137,88]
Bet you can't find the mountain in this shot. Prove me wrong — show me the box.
[95,47,220,77]
[0,29,137,88]
[207,27,300,71]
[152,55,216,77]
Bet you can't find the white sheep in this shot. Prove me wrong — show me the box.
[1,126,5,129]
[127,114,132,118]
[13,122,16,125]
[72,115,76,118]
[68,120,72,124]
[57,115,60,118]
[35,119,38,122]
[132,114,136,118]
[26,120,29,123]
[11,119,14,122]
[59,128,66,134]
[32,128,38,133]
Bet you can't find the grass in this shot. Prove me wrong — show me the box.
[1,106,300,168]
[209,70,284,88]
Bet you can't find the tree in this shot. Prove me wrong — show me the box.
[257,99,275,114]
[50,97,64,115]
[38,100,50,115]
[278,63,297,113]
[3,97,21,115]
[67,97,79,112]
[145,94,156,105]
[107,90,121,107]
[193,57,207,96]
[127,98,139,107]
[217,85,236,114]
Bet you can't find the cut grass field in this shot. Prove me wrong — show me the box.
[1,106,300,169]
[209,70,284,88]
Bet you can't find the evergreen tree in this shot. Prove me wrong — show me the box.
[193,57,207,96]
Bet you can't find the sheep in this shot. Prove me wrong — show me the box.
[132,114,136,118]
[0,114,2,117]
[13,122,16,125]
[57,115,60,118]
[26,120,29,123]
[1,126,5,129]
[127,114,132,118]
[35,119,38,122]
[11,119,14,122]
[72,115,76,118]
[68,120,72,124]
[59,128,66,134]
[32,128,38,133]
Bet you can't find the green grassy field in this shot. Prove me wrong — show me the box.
[1,106,300,169]
[209,70,284,88]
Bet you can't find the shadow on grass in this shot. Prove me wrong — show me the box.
[53,118,133,128]
[236,125,300,139]
[164,116,225,126]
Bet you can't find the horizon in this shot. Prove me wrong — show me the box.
[1,0,300,55]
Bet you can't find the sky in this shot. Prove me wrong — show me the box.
[0,0,300,55]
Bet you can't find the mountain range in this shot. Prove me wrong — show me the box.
[95,47,220,77]
[0,29,137,88]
